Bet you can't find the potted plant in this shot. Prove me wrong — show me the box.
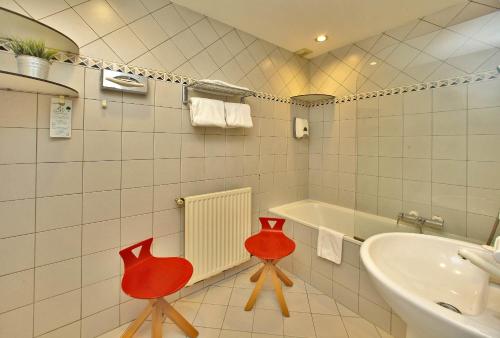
[4,38,58,79]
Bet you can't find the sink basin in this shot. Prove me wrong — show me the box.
[360,233,500,338]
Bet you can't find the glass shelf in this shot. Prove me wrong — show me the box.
[291,93,336,103]
[0,70,78,97]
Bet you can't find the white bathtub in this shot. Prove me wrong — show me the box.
[269,199,406,243]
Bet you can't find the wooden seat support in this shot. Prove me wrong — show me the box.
[121,298,199,338]
[245,260,294,317]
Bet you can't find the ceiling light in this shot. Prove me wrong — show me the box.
[315,35,328,43]
[369,61,377,66]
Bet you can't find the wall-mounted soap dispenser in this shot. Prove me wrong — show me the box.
[294,118,309,139]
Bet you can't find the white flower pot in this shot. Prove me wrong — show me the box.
[16,55,50,79]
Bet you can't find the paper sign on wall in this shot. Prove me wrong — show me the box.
[50,98,72,138]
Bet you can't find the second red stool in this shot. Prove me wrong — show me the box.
[244,217,296,316]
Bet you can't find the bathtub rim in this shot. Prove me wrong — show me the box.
[269,199,362,245]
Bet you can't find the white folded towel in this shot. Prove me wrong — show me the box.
[198,79,250,91]
[317,226,344,264]
[224,102,253,128]
[188,97,226,128]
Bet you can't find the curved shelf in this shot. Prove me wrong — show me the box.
[291,93,336,103]
[0,7,79,54]
[0,70,79,97]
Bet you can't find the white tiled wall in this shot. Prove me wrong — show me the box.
[0,64,309,337]
[2,0,309,98]
[309,78,500,242]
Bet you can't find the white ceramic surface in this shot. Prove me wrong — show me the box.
[361,233,500,338]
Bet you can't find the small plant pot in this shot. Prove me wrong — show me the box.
[16,55,50,79]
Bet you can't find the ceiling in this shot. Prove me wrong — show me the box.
[172,0,465,58]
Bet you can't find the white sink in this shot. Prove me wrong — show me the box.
[360,233,500,338]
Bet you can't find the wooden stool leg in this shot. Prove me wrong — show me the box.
[151,302,163,338]
[269,265,290,317]
[245,264,268,311]
[121,302,154,338]
[159,299,199,338]
[250,265,265,282]
[273,264,293,287]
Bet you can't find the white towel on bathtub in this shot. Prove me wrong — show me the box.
[317,226,344,264]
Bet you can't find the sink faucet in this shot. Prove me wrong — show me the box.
[458,236,500,280]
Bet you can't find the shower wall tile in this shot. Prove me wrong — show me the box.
[312,78,500,243]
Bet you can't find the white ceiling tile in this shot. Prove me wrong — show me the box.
[15,0,68,19]
[140,0,171,12]
[269,48,286,69]
[260,39,277,55]
[474,11,500,47]
[331,44,352,60]
[1,0,29,15]
[423,2,468,28]
[387,72,418,88]
[247,40,267,64]
[448,2,497,27]
[425,62,466,80]
[206,39,232,67]
[385,43,420,70]
[65,0,87,5]
[151,39,186,71]
[106,0,148,23]
[424,29,467,60]
[448,10,495,38]
[342,45,366,68]
[258,58,276,80]
[75,0,125,36]
[207,18,232,37]
[210,69,229,82]
[222,31,245,56]
[129,15,169,49]
[330,61,352,83]
[190,50,218,78]
[235,49,257,74]
[355,34,382,52]
[103,26,148,63]
[405,20,442,40]
[236,30,256,47]
[405,30,440,50]
[370,35,400,55]
[476,49,500,72]
[174,61,200,79]
[173,4,204,26]
[369,63,399,88]
[152,4,187,36]
[172,29,203,59]
[246,66,267,89]
[446,38,497,73]
[130,52,163,70]
[385,20,420,41]
[41,9,98,47]
[403,52,442,81]
[221,59,244,84]
[190,18,219,47]
[80,39,122,63]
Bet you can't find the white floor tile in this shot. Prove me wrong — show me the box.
[283,311,315,337]
[95,264,393,338]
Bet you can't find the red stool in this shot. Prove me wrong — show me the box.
[244,217,296,317]
[119,238,199,338]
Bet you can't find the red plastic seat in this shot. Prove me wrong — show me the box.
[244,217,296,317]
[119,238,198,338]
[245,217,295,260]
[120,238,193,299]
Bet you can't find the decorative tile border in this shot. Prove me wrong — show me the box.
[311,68,500,107]
[1,41,497,108]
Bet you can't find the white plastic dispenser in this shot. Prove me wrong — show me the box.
[294,118,309,139]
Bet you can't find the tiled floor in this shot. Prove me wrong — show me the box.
[98,265,393,338]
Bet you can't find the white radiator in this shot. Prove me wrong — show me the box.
[184,187,251,285]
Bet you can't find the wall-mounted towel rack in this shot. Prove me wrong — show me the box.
[182,80,255,105]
